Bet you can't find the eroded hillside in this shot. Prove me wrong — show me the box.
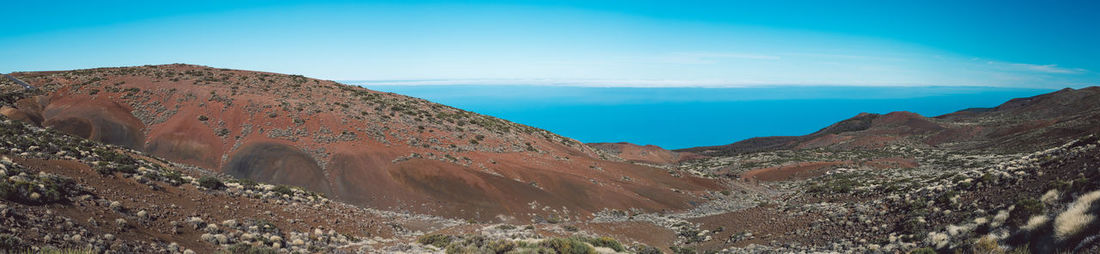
[2,64,718,222]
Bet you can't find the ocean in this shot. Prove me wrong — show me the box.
[355,85,1054,150]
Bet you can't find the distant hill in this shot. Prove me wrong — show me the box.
[679,87,1100,156]
[1,64,718,222]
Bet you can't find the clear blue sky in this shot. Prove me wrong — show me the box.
[2,0,1097,87]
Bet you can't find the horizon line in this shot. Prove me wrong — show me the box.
[341,79,1089,89]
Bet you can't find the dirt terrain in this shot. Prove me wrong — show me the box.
[589,142,702,166]
[1,64,718,223]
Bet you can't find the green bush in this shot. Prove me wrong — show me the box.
[636,245,663,254]
[579,236,624,252]
[94,163,136,175]
[198,176,224,190]
[1,174,77,204]
[418,234,453,248]
[272,185,295,196]
[934,190,958,205]
[540,238,595,254]
[670,246,696,254]
[236,178,258,188]
[0,234,24,251]
[1009,198,1044,226]
[224,243,277,254]
[164,170,185,186]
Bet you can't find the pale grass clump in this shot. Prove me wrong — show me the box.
[1021,215,1049,231]
[1054,190,1100,240]
[1040,189,1059,204]
[927,231,950,249]
[971,236,1005,254]
[991,209,1010,228]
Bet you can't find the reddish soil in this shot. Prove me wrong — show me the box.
[741,161,851,182]
[7,64,719,222]
[589,142,703,165]
[741,157,916,182]
[581,221,678,250]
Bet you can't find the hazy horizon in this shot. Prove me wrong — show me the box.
[362,84,1054,149]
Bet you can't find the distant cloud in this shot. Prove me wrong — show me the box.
[646,52,781,64]
[987,61,1087,74]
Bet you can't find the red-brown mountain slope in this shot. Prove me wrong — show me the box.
[1,64,718,222]
[588,142,702,165]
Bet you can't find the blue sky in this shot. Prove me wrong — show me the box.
[1,0,1097,87]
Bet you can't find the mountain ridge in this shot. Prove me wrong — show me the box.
[1,64,718,222]
[677,86,1100,156]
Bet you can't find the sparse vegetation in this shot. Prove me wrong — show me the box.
[417,234,454,248]
[224,243,278,254]
[540,237,596,254]
[198,176,225,190]
[272,185,295,196]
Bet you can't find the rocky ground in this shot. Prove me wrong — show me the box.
[576,136,1100,253]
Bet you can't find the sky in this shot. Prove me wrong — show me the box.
[1,0,1098,87]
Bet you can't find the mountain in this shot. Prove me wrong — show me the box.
[679,87,1100,156]
[588,142,702,166]
[0,64,717,222]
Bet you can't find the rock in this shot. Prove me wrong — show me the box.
[137,210,148,219]
[109,201,122,211]
[103,234,115,241]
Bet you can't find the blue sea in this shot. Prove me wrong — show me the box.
[354,85,1053,150]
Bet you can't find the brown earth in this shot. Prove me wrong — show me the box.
[741,161,851,182]
[589,142,703,165]
[4,64,719,222]
[2,154,408,253]
[740,158,917,182]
